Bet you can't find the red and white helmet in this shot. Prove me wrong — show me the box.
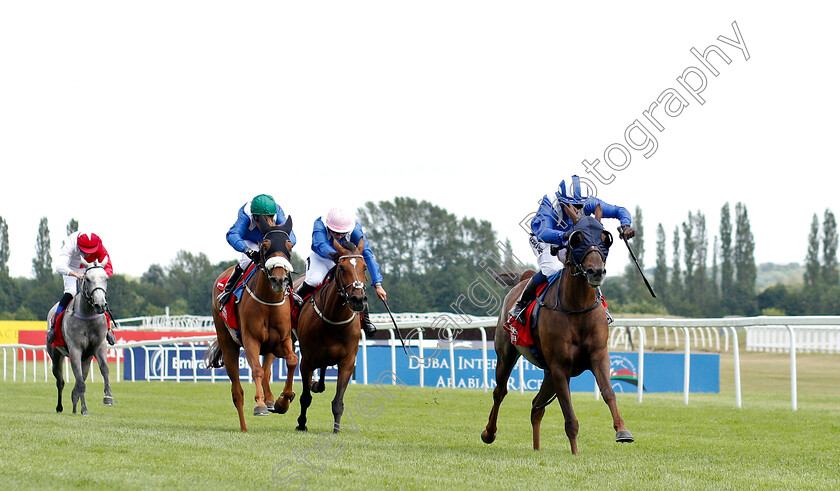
[325,208,355,234]
[77,232,102,254]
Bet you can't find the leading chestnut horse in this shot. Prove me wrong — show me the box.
[294,238,368,433]
[481,203,634,454]
[205,216,298,432]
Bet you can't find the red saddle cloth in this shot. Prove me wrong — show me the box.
[290,279,331,330]
[50,307,112,348]
[503,283,549,348]
[216,264,260,332]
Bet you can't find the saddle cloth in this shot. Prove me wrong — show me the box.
[49,306,112,348]
[216,264,259,343]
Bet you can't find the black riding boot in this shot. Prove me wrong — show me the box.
[294,282,316,308]
[508,276,541,324]
[47,293,73,346]
[360,305,376,337]
[217,265,245,306]
[106,327,116,346]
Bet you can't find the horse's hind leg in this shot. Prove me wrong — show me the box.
[311,367,326,393]
[296,359,314,432]
[481,334,520,444]
[95,344,113,406]
[50,350,65,413]
[591,351,633,443]
[530,374,556,450]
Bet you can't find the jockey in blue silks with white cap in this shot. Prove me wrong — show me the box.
[508,175,635,324]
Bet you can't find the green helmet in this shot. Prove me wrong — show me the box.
[250,194,276,215]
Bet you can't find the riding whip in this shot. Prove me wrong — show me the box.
[380,298,411,356]
[619,227,656,298]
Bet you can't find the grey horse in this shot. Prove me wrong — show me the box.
[46,259,113,415]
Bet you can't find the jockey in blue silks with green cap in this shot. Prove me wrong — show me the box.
[508,175,635,324]
[217,194,297,306]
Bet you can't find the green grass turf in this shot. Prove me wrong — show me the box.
[1,350,839,490]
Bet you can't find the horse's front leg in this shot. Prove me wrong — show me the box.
[591,351,634,443]
[95,343,113,406]
[262,353,276,411]
[68,350,88,416]
[296,358,314,432]
[242,336,269,416]
[311,367,326,393]
[274,337,298,414]
[49,349,65,413]
[331,356,356,433]
[548,365,579,455]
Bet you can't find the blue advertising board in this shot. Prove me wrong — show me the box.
[125,344,718,393]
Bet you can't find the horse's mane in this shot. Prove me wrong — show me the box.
[495,270,536,287]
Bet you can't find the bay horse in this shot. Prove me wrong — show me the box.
[481,203,634,454]
[47,259,113,415]
[294,238,368,433]
[205,216,298,432]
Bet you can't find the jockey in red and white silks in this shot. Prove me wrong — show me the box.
[48,231,114,346]
[56,231,113,296]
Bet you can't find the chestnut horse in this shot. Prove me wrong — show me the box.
[205,216,298,432]
[481,204,634,454]
[294,238,368,433]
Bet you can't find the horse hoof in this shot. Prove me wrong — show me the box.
[296,425,308,432]
[285,392,296,404]
[481,430,495,444]
[254,405,270,416]
[56,405,63,413]
[265,401,275,411]
[103,397,114,406]
[616,430,634,443]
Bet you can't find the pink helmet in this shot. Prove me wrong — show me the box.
[325,208,355,234]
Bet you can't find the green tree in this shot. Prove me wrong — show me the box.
[682,212,696,310]
[733,203,757,315]
[32,217,53,281]
[822,209,838,287]
[692,211,708,315]
[719,203,734,314]
[668,225,683,312]
[0,216,9,275]
[66,218,79,236]
[623,206,648,303]
[804,214,821,290]
[654,224,668,298]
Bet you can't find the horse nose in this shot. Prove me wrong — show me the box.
[587,267,605,279]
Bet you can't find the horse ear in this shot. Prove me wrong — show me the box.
[80,257,92,269]
[562,203,580,224]
[355,238,365,255]
[99,256,109,268]
[331,238,343,254]
[281,215,293,233]
[594,203,603,222]
[257,215,272,234]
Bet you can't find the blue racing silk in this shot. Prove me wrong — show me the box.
[311,217,384,286]
[530,194,631,247]
[226,202,297,253]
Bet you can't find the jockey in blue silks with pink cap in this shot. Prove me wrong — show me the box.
[295,208,386,337]
[508,175,635,324]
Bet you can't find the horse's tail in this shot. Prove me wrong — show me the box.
[204,340,224,368]
[494,269,536,287]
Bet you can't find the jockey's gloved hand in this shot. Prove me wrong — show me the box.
[550,245,562,256]
[619,225,635,240]
[245,249,260,262]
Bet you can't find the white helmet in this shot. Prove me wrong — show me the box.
[325,208,355,234]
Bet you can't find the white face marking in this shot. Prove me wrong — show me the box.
[350,258,357,268]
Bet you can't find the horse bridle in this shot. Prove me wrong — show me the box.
[79,266,108,309]
[312,253,366,325]
[255,228,294,295]
[564,228,612,278]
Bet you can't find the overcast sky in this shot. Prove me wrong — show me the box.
[1,2,837,282]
